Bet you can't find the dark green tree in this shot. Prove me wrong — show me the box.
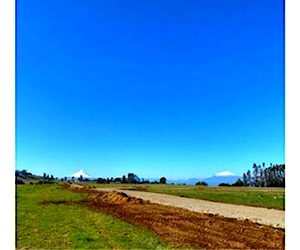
[121,175,127,183]
[127,173,135,183]
[246,170,252,187]
[232,178,244,187]
[159,177,167,184]
[243,173,249,186]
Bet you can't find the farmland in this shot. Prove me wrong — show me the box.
[16,182,285,249]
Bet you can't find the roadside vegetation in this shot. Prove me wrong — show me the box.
[142,185,285,210]
[16,183,169,249]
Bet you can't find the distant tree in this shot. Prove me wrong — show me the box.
[21,169,28,175]
[43,173,47,179]
[127,173,135,184]
[50,175,54,181]
[61,178,64,181]
[96,178,106,184]
[261,162,266,187]
[159,177,167,184]
[243,173,249,186]
[64,176,67,181]
[78,175,83,181]
[72,176,75,182]
[114,177,122,183]
[232,178,244,187]
[246,170,252,187]
[121,175,127,183]
[241,162,285,188]
[218,183,230,187]
[195,181,208,186]
[253,163,259,187]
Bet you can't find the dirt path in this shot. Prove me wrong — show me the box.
[96,187,285,229]
[64,184,285,249]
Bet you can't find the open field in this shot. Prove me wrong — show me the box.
[16,184,169,249]
[16,183,285,249]
[84,183,285,210]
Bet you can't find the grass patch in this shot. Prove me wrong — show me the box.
[16,183,170,249]
[145,185,285,210]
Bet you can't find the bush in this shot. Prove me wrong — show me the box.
[195,181,208,186]
[218,183,230,187]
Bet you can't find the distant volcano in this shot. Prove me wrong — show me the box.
[71,169,91,178]
[166,171,241,186]
[202,171,240,186]
[215,171,235,177]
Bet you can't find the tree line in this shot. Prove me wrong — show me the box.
[16,170,167,185]
[195,163,285,187]
[242,163,285,187]
[95,173,167,185]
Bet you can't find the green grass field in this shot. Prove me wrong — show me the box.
[85,183,285,210]
[16,183,170,249]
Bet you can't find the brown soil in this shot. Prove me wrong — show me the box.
[58,183,285,249]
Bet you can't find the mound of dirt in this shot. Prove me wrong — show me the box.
[88,190,147,205]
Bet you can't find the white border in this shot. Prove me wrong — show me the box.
[0,0,296,248]
[285,0,300,248]
[0,0,15,248]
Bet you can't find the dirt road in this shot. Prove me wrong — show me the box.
[64,184,285,249]
[96,187,285,229]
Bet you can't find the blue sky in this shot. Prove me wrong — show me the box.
[16,0,284,179]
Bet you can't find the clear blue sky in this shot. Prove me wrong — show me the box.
[16,0,284,179]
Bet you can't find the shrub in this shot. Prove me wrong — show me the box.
[195,181,208,186]
[218,183,231,187]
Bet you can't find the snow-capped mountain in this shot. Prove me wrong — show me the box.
[71,169,91,178]
[166,171,241,186]
[200,171,241,186]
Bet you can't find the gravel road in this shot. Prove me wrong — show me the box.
[96,187,285,229]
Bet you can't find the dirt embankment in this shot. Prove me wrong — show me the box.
[99,187,285,229]
[60,183,285,249]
